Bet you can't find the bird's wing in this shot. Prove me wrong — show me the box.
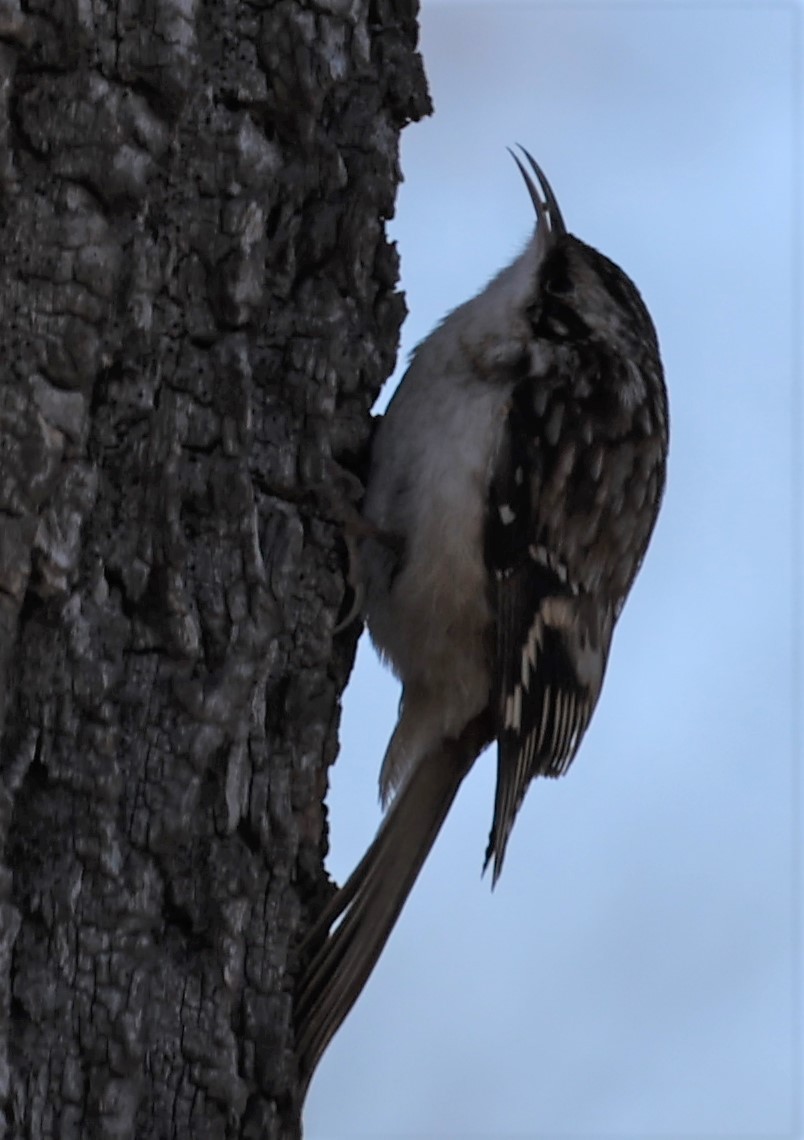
[484,379,613,883]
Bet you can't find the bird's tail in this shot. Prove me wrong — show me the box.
[295,712,492,1097]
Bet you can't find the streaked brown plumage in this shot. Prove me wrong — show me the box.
[296,148,668,1098]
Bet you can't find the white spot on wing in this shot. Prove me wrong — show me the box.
[504,685,523,731]
[521,615,541,687]
[529,543,572,587]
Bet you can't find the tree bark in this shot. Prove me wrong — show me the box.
[0,1,429,1136]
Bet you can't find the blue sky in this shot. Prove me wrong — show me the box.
[305,3,801,1135]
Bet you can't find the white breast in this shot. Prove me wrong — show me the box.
[363,346,514,737]
[359,236,542,760]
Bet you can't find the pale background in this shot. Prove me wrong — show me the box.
[305,2,801,1136]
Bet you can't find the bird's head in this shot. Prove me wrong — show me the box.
[512,147,659,361]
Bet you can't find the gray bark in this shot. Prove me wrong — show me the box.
[0,1,430,1136]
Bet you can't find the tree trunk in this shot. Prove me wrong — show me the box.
[0,1,429,1136]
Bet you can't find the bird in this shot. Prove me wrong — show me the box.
[295,146,669,1096]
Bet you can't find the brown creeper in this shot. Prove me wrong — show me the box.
[296,147,669,1094]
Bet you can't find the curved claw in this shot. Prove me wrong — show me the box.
[508,145,566,238]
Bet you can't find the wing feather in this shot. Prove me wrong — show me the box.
[484,383,613,883]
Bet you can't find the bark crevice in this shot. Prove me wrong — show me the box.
[0,0,431,1135]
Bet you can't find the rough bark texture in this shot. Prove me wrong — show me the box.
[0,1,430,1136]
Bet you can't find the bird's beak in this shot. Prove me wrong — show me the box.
[508,146,566,254]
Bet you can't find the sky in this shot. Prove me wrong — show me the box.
[305,2,801,1136]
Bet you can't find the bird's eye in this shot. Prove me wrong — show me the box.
[546,271,571,296]
[543,252,572,296]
